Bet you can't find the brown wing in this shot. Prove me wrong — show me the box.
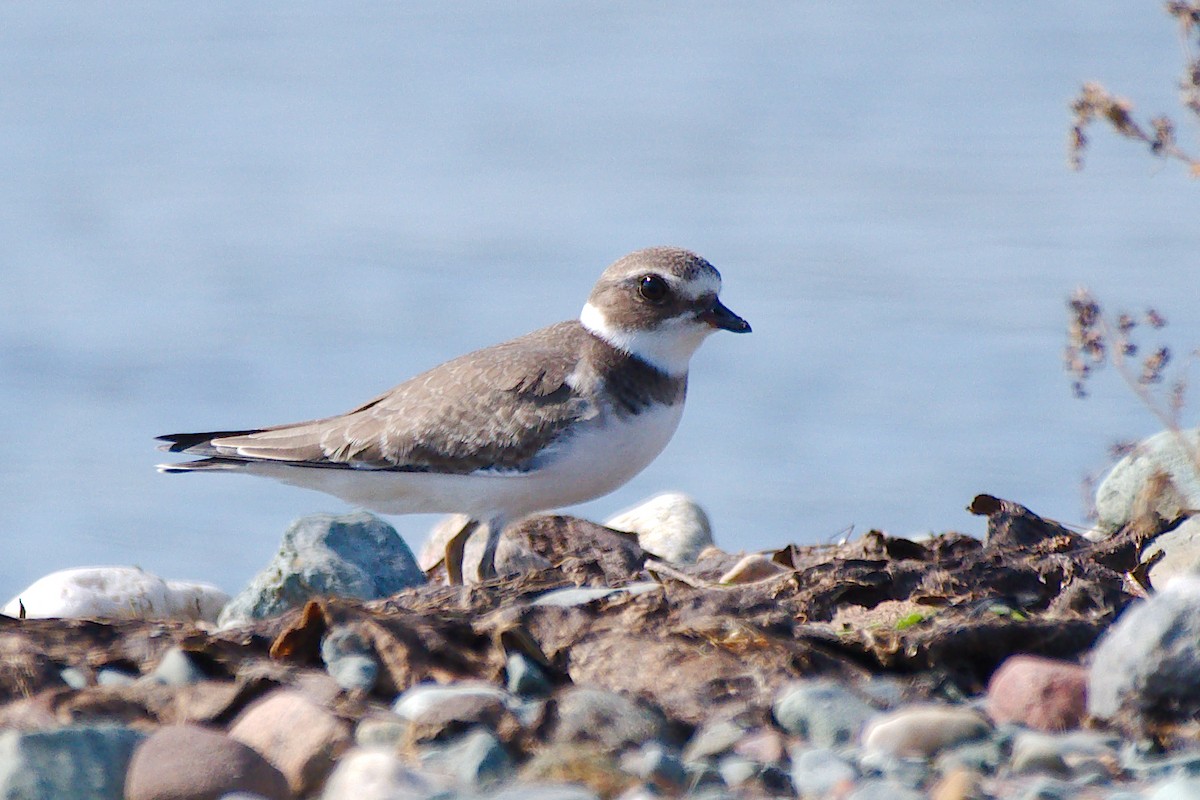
[159,322,597,474]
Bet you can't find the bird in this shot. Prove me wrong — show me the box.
[157,246,750,583]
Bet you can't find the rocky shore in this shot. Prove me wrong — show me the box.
[2,430,1200,800]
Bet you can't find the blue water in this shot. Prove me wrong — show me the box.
[2,3,1198,597]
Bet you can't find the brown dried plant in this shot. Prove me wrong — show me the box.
[1068,2,1200,176]
[1065,288,1200,475]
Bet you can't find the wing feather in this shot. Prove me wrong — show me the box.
[158,322,596,474]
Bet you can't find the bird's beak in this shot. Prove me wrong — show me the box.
[700,299,752,333]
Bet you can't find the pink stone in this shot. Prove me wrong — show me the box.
[125,724,290,800]
[986,654,1088,731]
[228,688,352,796]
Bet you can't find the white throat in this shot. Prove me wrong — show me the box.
[580,302,711,377]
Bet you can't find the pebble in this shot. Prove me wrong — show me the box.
[773,678,879,747]
[732,727,785,764]
[550,686,668,751]
[148,646,208,686]
[2,566,228,622]
[218,511,425,628]
[1092,427,1200,536]
[392,681,511,736]
[718,553,789,584]
[861,704,992,759]
[0,725,145,800]
[354,713,409,748]
[506,652,552,696]
[417,726,513,787]
[1141,516,1200,590]
[683,719,747,762]
[715,753,759,788]
[604,491,714,564]
[321,626,379,692]
[987,654,1089,731]
[620,742,687,790]
[788,746,857,799]
[125,724,290,800]
[96,667,138,687]
[59,666,88,689]
[934,735,1005,775]
[228,687,352,796]
[1088,575,1200,722]
[321,747,439,800]
[1009,731,1070,776]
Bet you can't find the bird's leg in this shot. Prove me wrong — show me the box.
[444,517,481,586]
[477,517,506,582]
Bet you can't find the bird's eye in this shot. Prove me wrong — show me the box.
[638,274,668,304]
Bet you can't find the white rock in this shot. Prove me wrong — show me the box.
[1141,517,1200,590]
[604,492,713,564]
[321,747,439,800]
[392,682,511,723]
[3,566,228,622]
[1093,428,1200,538]
[861,704,991,759]
[719,553,788,584]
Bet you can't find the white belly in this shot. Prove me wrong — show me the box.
[245,401,686,522]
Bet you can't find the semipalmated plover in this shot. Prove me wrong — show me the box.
[158,247,750,582]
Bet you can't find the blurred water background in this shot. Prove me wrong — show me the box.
[2,3,1198,597]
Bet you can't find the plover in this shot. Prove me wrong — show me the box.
[157,247,750,582]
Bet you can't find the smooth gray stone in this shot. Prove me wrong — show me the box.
[789,746,857,799]
[1088,577,1200,722]
[149,646,207,686]
[328,654,378,692]
[419,728,512,788]
[551,686,667,751]
[323,627,380,692]
[773,679,877,747]
[505,652,551,697]
[219,511,425,627]
[0,725,145,800]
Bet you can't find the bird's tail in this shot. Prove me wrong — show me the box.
[155,457,248,474]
